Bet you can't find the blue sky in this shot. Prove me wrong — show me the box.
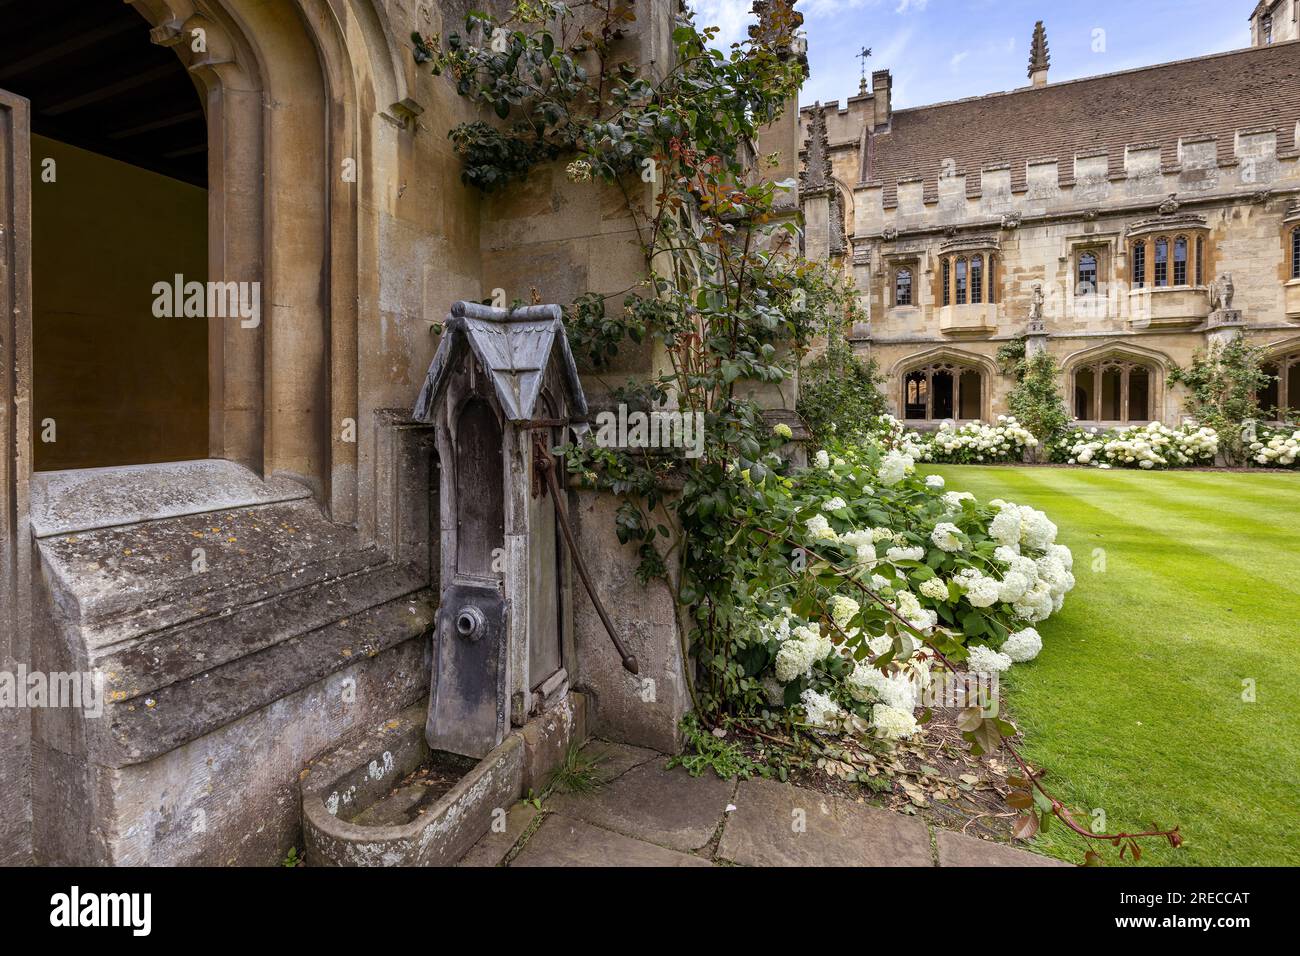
[689,0,1256,110]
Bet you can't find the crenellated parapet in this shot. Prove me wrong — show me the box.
[852,123,1300,240]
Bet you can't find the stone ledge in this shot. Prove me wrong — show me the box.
[30,459,311,538]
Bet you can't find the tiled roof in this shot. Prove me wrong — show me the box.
[866,40,1300,205]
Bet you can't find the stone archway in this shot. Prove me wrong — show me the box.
[128,0,406,525]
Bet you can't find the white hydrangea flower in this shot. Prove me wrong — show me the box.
[827,594,860,630]
[941,491,974,511]
[997,570,1031,604]
[879,450,914,487]
[1002,627,1043,662]
[840,529,877,565]
[867,633,895,658]
[962,574,1002,608]
[800,688,846,729]
[966,643,1013,673]
[989,505,1022,547]
[930,522,963,553]
[886,545,925,563]
[804,513,837,541]
[823,496,847,512]
[919,577,950,601]
[847,662,916,709]
[814,449,831,470]
[873,705,920,740]
[925,474,945,489]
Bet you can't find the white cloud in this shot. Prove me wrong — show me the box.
[895,0,928,12]
[949,51,969,72]
[686,0,754,49]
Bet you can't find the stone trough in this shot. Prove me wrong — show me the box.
[301,694,586,866]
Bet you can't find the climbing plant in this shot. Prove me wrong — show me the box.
[997,337,1071,455]
[1169,335,1273,466]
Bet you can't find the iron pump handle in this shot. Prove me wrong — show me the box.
[533,443,640,675]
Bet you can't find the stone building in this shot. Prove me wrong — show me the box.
[800,6,1300,430]
[0,0,722,865]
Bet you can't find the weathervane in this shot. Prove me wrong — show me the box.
[858,46,873,95]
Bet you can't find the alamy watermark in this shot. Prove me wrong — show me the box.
[152,274,261,328]
[919,670,1000,716]
[593,404,704,459]
[0,665,105,717]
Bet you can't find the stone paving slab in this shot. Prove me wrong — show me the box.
[457,802,540,867]
[511,814,713,867]
[935,829,1072,867]
[581,739,662,784]
[548,759,734,852]
[718,777,932,867]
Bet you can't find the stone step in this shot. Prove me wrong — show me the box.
[95,587,436,766]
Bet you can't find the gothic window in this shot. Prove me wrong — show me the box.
[902,361,983,421]
[1263,14,1273,44]
[1072,357,1156,422]
[1154,237,1169,287]
[1259,352,1300,419]
[939,251,996,306]
[1291,227,1300,280]
[895,268,913,306]
[1077,251,1098,295]
[1173,236,1189,286]
[1195,236,1204,285]
[1132,240,1147,288]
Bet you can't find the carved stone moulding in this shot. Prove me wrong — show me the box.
[939,234,1000,255]
[1126,212,1208,239]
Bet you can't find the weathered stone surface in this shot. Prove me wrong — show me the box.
[457,802,540,867]
[511,815,713,867]
[520,692,587,794]
[35,638,429,866]
[718,778,932,867]
[549,760,733,852]
[581,739,661,784]
[304,725,525,868]
[935,829,1072,867]
[29,459,311,538]
[570,488,690,754]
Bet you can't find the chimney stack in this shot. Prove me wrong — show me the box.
[872,69,892,129]
[1028,20,1050,87]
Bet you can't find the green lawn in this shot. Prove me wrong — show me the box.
[924,465,1300,866]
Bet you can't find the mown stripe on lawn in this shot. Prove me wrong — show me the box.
[1005,472,1300,601]
[925,465,1300,864]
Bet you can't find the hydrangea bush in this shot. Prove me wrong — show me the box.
[1051,421,1218,469]
[1244,423,1299,468]
[903,416,1039,464]
[729,442,1073,741]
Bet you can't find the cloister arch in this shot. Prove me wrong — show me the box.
[1062,342,1169,424]
[890,347,998,423]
